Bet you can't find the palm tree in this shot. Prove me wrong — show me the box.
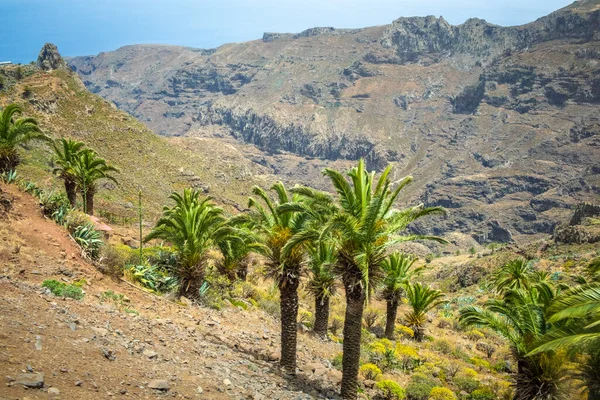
[306,240,338,337]
[460,274,567,400]
[382,253,421,339]
[404,282,445,341]
[245,182,307,374]
[312,159,446,399]
[71,149,118,215]
[494,258,534,292]
[0,103,49,173]
[214,223,263,282]
[51,138,85,207]
[145,189,231,297]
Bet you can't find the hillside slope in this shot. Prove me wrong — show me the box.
[0,65,277,221]
[69,0,600,242]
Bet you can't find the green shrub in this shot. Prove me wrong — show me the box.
[469,356,491,370]
[330,316,343,335]
[359,363,382,381]
[38,191,70,220]
[363,307,381,328]
[429,387,457,400]
[64,210,92,233]
[433,339,454,355]
[331,352,343,369]
[453,376,480,394]
[406,373,439,400]
[377,380,406,400]
[42,280,84,300]
[469,387,495,400]
[100,290,130,310]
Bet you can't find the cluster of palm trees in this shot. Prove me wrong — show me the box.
[146,159,446,399]
[0,103,119,215]
[459,258,600,399]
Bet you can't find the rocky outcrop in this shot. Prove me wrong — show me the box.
[36,43,67,71]
[380,6,600,64]
[569,202,600,225]
[263,27,363,42]
[196,106,389,169]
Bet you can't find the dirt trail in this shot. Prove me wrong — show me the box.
[0,184,341,399]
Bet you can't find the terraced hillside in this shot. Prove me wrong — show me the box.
[69,0,600,242]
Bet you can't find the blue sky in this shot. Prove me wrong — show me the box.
[1,0,573,63]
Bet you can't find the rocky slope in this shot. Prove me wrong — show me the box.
[68,0,600,242]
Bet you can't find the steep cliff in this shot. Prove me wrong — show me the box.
[68,0,600,242]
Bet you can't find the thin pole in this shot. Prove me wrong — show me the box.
[138,190,143,265]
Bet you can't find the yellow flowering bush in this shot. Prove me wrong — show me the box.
[359,363,383,381]
[428,387,457,400]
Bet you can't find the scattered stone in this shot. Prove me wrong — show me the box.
[119,388,128,394]
[101,348,116,361]
[48,387,60,395]
[147,379,170,391]
[223,378,232,388]
[92,327,109,337]
[15,373,44,388]
[196,386,203,394]
[75,380,83,386]
[143,349,157,359]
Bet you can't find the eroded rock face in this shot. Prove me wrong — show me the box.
[381,6,600,63]
[67,1,600,240]
[36,43,67,71]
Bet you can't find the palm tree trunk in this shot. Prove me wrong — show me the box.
[313,294,330,338]
[341,287,365,400]
[515,358,532,400]
[385,298,399,339]
[64,179,77,207]
[279,277,299,374]
[84,187,95,215]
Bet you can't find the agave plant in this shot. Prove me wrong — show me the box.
[71,223,104,259]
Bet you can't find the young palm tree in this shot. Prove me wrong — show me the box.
[404,282,445,341]
[528,257,600,398]
[460,278,567,399]
[306,241,338,337]
[245,182,307,374]
[145,189,231,297]
[51,138,85,207]
[382,253,421,339]
[71,149,119,215]
[312,159,446,399]
[214,223,263,282]
[494,258,534,292]
[0,103,49,173]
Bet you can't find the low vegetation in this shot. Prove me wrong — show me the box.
[3,99,599,400]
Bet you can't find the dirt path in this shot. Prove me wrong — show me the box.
[0,184,341,399]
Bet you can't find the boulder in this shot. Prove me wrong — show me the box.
[147,379,170,391]
[15,373,44,388]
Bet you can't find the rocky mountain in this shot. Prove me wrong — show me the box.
[68,0,600,243]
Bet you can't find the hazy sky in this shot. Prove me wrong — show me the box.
[1,0,573,63]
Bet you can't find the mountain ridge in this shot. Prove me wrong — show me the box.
[68,1,600,243]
